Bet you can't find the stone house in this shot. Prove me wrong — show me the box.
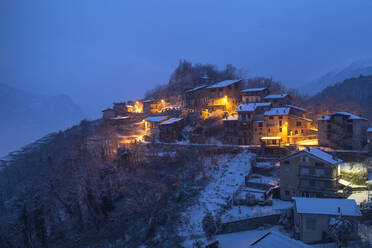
[293,197,362,244]
[143,116,169,139]
[223,114,239,144]
[241,87,270,104]
[113,102,128,116]
[318,112,369,150]
[159,117,185,142]
[205,79,242,113]
[263,93,292,107]
[235,102,271,145]
[102,108,116,119]
[262,106,313,146]
[143,99,168,114]
[280,148,342,201]
[183,85,209,112]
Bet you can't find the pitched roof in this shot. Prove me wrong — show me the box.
[144,116,168,122]
[250,231,311,248]
[293,197,362,216]
[264,107,290,116]
[264,93,289,99]
[305,148,342,164]
[335,112,368,120]
[185,85,208,93]
[206,79,241,89]
[280,148,342,165]
[287,104,306,111]
[236,102,271,112]
[241,87,267,93]
[318,112,368,121]
[160,117,183,125]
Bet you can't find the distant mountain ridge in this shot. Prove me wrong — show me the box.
[308,74,372,120]
[0,83,84,157]
[300,59,372,96]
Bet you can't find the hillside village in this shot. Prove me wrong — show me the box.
[0,79,371,248]
[99,77,372,247]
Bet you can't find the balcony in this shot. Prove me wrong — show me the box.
[298,185,338,193]
[298,174,338,181]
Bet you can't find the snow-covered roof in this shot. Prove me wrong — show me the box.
[207,79,241,89]
[160,117,183,125]
[304,148,342,164]
[185,84,208,93]
[264,93,289,99]
[236,102,271,112]
[110,116,129,120]
[241,87,267,93]
[290,115,312,122]
[318,112,368,121]
[250,231,311,248]
[336,112,368,120]
[142,99,153,103]
[144,116,168,122]
[293,197,362,216]
[102,108,114,112]
[281,148,342,165]
[264,107,290,116]
[287,104,306,111]
[317,116,330,121]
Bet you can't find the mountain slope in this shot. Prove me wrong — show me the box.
[301,59,372,95]
[0,83,84,156]
[308,74,372,120]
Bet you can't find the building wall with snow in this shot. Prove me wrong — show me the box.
[280,149,341,201]
[318,113,368,151]
[293,198,361,244]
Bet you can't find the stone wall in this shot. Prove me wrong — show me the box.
[219,214,281,234]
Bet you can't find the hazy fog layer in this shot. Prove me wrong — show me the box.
[1,0,372,118]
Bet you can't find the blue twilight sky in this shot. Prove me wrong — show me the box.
[1,0,372,118]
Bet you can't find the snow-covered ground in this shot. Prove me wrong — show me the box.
[347,191,370,204]
[341,162,367,173]
[247,173,279,185]
[221,199,293,222]
[178,151,253,238]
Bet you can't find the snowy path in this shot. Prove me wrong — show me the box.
[179,151,252,238]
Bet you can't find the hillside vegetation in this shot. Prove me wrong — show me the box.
[308,74,372,120]
[0,119,214,248]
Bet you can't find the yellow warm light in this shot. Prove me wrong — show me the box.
[128,101,143,113]
[134,101,143,113]
[222,96,228,104]
[297,139,318,146]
